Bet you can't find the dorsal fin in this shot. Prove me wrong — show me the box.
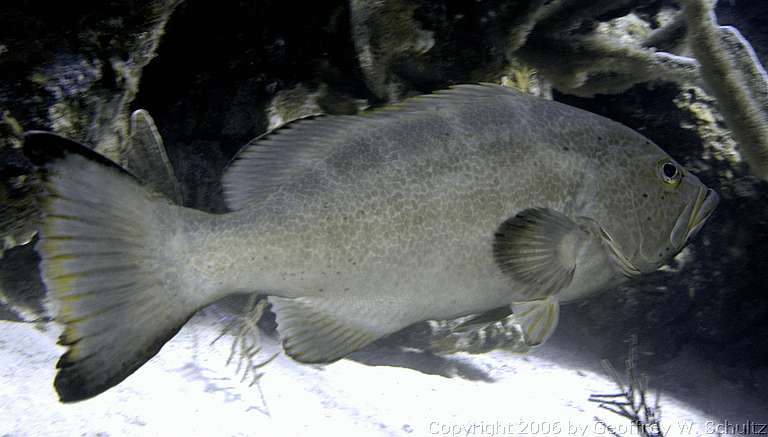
[222,84,523,210]
[222,114,353,210]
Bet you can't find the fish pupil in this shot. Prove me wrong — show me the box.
[663,163,678,179]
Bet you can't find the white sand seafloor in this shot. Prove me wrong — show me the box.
[0,311,764,437]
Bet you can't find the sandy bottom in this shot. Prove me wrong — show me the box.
[0,311,762,437]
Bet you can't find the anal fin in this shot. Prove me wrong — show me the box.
[269,295,381,363]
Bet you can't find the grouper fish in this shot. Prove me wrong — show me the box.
[22,84,719,402]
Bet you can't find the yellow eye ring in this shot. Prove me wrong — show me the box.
[657,159,683,187]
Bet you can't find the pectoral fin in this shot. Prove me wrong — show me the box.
[511,297,560,346]
[493,208,592,299]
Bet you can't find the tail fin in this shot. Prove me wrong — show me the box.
[24,132,199,402]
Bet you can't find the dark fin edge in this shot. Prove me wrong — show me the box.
[23,131,133,178]
[55,318,191,402]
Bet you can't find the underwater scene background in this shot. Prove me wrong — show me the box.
[1,1,766,436]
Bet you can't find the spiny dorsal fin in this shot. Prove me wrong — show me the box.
[493,208,590,299]
[269,295,382,363]
[223,84,524,210]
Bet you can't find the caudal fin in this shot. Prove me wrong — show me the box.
[24,132,199,402]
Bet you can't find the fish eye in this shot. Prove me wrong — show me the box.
[663,163,678,179]
[657,159,683,187]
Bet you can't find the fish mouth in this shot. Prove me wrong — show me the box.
[670,187,720,247]
[669,187,720,250]
[684,187,719,242]
[595,188,718,278]
[670,186,719,249]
